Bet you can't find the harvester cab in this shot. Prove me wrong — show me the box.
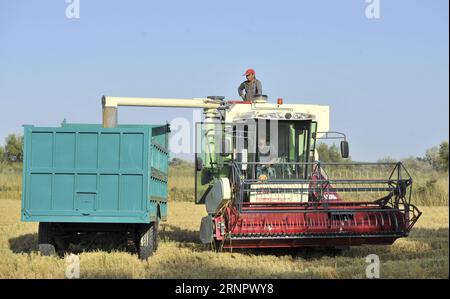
[102,95,421,251]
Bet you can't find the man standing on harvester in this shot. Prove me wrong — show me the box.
[238,68,263,102]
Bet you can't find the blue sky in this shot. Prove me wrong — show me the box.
[0,0,448,161]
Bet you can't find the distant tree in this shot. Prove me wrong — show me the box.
[424,146,440,170]
[316,143,343,162]
[316,143,329,162]
[4,134,23,162]
[377,157,397,164]
[169,157,193,168]
[0,146,5,162]
[424,141,449,172]
[438,141,449,171]
[402,156,434,173]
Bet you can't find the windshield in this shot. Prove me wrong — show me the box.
[234,119,316,180]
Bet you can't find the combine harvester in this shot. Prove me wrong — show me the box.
[102,94,421,251]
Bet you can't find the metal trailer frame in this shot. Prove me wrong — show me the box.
[21,122,170,259]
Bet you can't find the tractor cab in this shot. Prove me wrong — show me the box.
[231,117,318,181]
[194,111,345,209]
[194,103,341,205]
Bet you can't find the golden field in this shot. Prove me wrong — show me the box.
[0,199,448,279]
[0,161,448,278]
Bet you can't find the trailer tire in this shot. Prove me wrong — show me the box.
[38,222,56,256]
[138,223,156,260]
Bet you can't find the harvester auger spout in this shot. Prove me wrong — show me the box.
[101,95,421,250]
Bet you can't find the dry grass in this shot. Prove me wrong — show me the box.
[0,163,21,201]
[0,199,448,279]
[168,162,195,202]
[0,161,448,278]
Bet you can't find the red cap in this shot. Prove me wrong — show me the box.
[243,68,255,76]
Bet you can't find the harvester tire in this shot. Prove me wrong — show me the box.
[138,223,156,260]
[38,222,56,256]
[213,239,223,252]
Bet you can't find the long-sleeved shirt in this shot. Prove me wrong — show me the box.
[258,142,279,164]
[238,79,262,102]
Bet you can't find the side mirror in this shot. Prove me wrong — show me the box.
[220,138,231,157]
[196,157,203,171]
[340,140,349,158]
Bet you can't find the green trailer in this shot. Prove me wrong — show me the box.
[21,121,170,259]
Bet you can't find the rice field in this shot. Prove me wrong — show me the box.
[0,162,448,278]
[0,199,448,278]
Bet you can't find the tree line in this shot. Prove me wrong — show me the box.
[316,141,448,172]
[0,134,23,163]
[0,133,448,172]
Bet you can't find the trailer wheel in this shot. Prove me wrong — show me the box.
[38,222,56,256]
[137,223,156,260]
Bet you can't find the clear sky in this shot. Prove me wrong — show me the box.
[0,0,448,161]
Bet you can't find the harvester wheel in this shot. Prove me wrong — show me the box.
[137,223,156,260]
[38,222,56,256]
[213,239,223,252]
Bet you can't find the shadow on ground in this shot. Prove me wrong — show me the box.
[159,224,450,260]
[8,232,135,256]
[9,233,39,253]
[159,224,361,258]
[160,224,199,243]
